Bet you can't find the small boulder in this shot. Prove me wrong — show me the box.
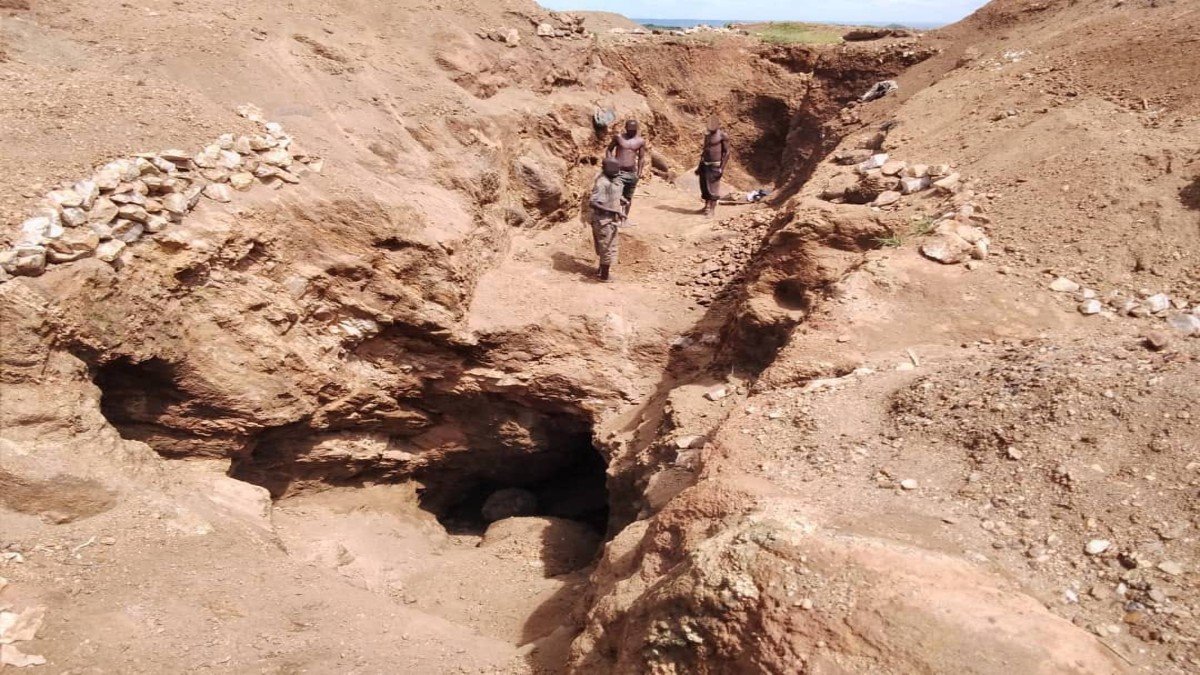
[260,149,292,168]
[833,149,874,166]
[117,204,149,223]
[47,229,100,263]
[73,180,99,209]
[933,172,962,194]
[61,207,89,227]
[111,219,144,243]
[1078,300,1102,316]
[203,183,233,203]
[872,190,902,207]
[1049,277,1081,293]
[1166,313,1200,337]
[880,160,907,176]
[19,217,62,244]
[905,164,930,178]
[161,192,189,215]
[537,22,555,37]
[818,173,859,201]
[920,233,973,265]
[899,176,931,195]
[1144,294,1171,314]
[481,488,538,522]
[0,245,47,277]
[95,239,126,263]
[47,188,83,208]
[229,172,255,191]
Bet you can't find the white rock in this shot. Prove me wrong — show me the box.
[73,180,99,208]
[217,133,235,150]
[1085,539,1111,556]
[203,183,233,203]
[1049,277,1081,293]
[674,435,705,450]
[60,207,89,227]
[184,184,205,208]
[47,229,100,263]
[264,122,285,138]
[95,239,126,263]
[920,233,972,265]
[1157,560,1184,576]
[193,149,219,169]
[236,103,265,122]
[872,190,902,207]
[233,136,253,154]
[933,172,962,194]
[47,188,83,208]
[90,221,114,241]
[160,149,192,163]
[537,22,555,37]
[217,150,243,170]
[161,192,189,215]
[117,204,149,223]
[89,197,119,223]
[0,245,47,276]
[905,164,930,178]
[704,385,729,402]
[899,176,931,194]
[144,215,170,234]
[1078,299,1102,316]
[111,220,144,243]
[260,148,292,167]
[1166,313,1200,337]
[856,153,889,173]
[1144,294,1171,313]
[900,479,919,490]
[229,172,255,191]
[19,217,62,243]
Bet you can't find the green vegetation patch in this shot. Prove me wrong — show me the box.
[754,22,844,45]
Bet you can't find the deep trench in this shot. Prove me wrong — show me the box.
[82,45,932,654]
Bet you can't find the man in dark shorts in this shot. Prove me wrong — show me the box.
[607,120,647,217]
[696,116,730,218]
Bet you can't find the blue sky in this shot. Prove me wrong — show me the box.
[540,0,992,25]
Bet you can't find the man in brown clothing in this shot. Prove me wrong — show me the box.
[607,119,647,216]
[589,157,627,282]
[696,117,730,218]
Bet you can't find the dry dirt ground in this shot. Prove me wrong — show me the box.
[1,0,1198,673]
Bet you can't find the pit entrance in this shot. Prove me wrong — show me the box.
[421,438,610,536]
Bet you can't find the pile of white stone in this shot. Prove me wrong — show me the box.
[828,150,963,208]
[917,202,992,266]
[1049,277,1200,337]
[0,105,320,281]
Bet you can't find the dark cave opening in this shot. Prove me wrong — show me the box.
[418,431,611,538]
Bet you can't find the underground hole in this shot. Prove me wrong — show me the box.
[418,435,610,538]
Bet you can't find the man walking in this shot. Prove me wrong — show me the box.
[696,116,730,218]
[589,157,627,282]
[607,119,647,216]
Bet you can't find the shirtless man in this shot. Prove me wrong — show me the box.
[696,117,730,218]
[607,120,647,216]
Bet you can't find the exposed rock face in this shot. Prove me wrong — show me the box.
[572,498,1125,674]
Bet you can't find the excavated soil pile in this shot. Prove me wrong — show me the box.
[0,0,1197,673]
